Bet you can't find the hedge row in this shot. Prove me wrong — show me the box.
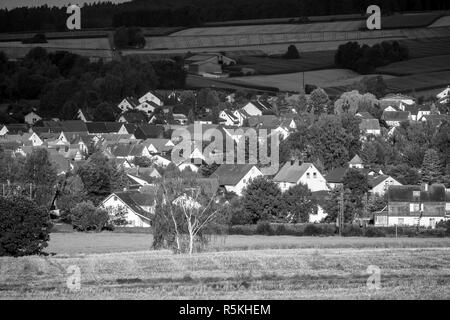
[206,222,449,238]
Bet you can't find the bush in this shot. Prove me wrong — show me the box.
[364,227,386,237]
[436,220,450,236]
[0,196,52,257]
[418,228,446,238]
[228,225,257,235]
[283,45,300,59]
[303,224,321,236]
[70,201,110,232]
[342,224,364,237]
[256,221,274,236]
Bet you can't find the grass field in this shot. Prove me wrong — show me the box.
[429,15,450,28]
[222,69,395,92]
[401,37,450,59]
[45,232,450,255]
[376,55,450,76]
[381,12,444,29]
[1,246,449,299]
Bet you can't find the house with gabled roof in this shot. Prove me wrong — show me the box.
[24,111,42,125]
[437,85,450,103]
[136,101,158,116]
[219,110,240,126]
[381,93,415,107]
[142,138,174,155]
[242,100,272,117]
[233,109,251,126]
[0,125,8,136]
[2,124,29,135]
[101,191,157,228]
[60,120,88,133]
[126,167,162,187]
[212,164,263,196]
[118,97,139,113]
[273,161,328,193]
[76,109,93,122]
[139,91,164,106]
[368,175,402,196]
[349,155,364,169]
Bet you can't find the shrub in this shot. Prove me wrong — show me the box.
[0,196,52,257]
[364,227,386,237]
[303,224,321,236]
[418,228,446,238]
[436,220,450,236]
[342,224,364,237]
[283,45,300,59]
[228,225,257,235]
[70,201,110,232]
[256,221,274,236]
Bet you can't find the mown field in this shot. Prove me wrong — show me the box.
[376,55,450,76]
[45,232,450,255]
[429,15,450,28]
[1,246,449,299]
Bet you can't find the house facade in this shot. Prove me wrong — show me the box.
[273,161,329,193]
[213,164,263,196]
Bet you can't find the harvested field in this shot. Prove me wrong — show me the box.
[222,69,395,92]
[429,15,450,28]
[401,37,450,58]
[186,74,278,92]
[1,247,449,299]
[381,12,444,29]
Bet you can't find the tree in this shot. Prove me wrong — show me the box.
[21,149,57,207]
[386,164,421,185]
[283,45,300,59]
[241,176,283,224]
[343,169,369,196]
[212,104,220,124]
[71,201,110,232]
[361,142,378,165]
[0,195,52,257]
[281,183,317,223]
[421,149,444,184]
[57,175,86,222]
[153,178,220,254]
[334,90,377,115]
[308,88,330,115]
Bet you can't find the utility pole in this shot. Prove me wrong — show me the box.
[338,190,344,236]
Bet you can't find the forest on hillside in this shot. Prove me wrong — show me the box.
[0,0,449,32]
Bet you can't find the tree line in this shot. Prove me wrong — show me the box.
[0,48,186,122]
[1,0,449,32]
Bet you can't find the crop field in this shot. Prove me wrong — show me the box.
[186,74,278,92]
[384,70,450,93]
[222,69,395,92]
[172,21,365,36]
[375,55,450,76]
[235,51,336,74]
[1,245,450,299]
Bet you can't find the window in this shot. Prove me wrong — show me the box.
[313,172,317,179]
[306,173,310,179]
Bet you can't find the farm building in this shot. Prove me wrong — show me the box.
[375,184,448,228]
[273,161,328,193]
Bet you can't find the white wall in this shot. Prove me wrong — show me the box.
[225,166,263,196]
[375,215,446,228]
[102,195,151,228]
[309,205,328,223]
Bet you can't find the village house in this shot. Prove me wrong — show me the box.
[76,109,93,122]
[118,112,147,124]
[219,110,240,126]
[368,175,402,196]
[212,164,263,197]
[273,161,329,193]
[142,138,174,155]
[437,85,450,104]
[139,91,164,107]
[380,93,415,108]
[241,100,272,117]
[101,190,157,228]
[375,184,448,228]
[356,112,381,136]
[381,110,411,127]
[118,97,139,113]
[348,155,364,169]
[24,111,42,125]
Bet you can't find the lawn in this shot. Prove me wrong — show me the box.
[1,246,449,299]
[376,55,450,76]
[44,232,450,255]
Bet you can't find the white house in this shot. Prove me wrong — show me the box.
[139,91,164,106]
[118,97,139,113]
[150,154,172,167]
[241,100,271,117]
[369,175,402,196]
[0,125,8,136]
[273,161,329,193]
[136,101,158,115]
[437,85,450,103]
[219,110,240,126]
[348,155,364,169]
[212,164,263,196]
[233,109,249,126]
[27,132,44,146]
[178,161,200,173]
[101,191,156,228]
[309,191,330,223]
[24,111,42,125]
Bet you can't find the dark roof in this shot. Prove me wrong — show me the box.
[212,164,257,186]
[273,162,314,183]
[32,126,63,134]
[104,122,123,133]
[119,112,147,124]
[356,112,375,119]
[111,191,155,219]
[86,122,108,134]
[387,185,421,202]
[134,124,165,139]
[420,184,446,202]
[5,124,29,134]
[122,124,137,134]
[368,175,391,188]
[381,111,410,122]
[60,120,88,133]
[248,115,279,128]
[325,167,348,183]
